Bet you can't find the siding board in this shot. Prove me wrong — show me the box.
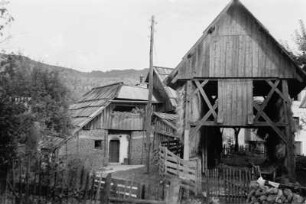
[175,2,297,80]
[218,79,252,126]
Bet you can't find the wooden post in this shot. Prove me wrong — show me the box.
[234,128,240,152]
[183,80,192,160]
[102,173,111,204]
[145,15,155,174]
[282,80,296,180]
[166,178,181,204]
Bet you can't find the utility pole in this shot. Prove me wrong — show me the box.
[146,15,155,174]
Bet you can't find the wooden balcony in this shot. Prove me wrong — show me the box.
[108,112,144,130]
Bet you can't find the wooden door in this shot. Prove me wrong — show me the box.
[109,140,120,162]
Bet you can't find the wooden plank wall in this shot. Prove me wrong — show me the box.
[217,79,253,126]
[85,105,145,131]
[108,113,144,130]
[177,2,297,79]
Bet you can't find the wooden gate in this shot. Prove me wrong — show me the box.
[203,166,255,204]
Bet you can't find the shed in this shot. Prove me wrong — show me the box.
[165,0,306,180]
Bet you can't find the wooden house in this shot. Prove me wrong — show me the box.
[56,73,178,169]
[164,0,306,179]
[56,82,160,168]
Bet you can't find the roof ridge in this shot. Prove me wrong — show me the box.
[154,66,174,70]
[92,82,123,90]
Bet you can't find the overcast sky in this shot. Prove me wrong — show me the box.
[2,0,306,72]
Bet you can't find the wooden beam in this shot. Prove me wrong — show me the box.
[253,103,287,144]
[254,80,280,122]
[266,80,291,103]
[189,103,218,139]
[190,79,208,98]
[282,80,296,180]
[145,16,155,174]
[189,121,287,127]
[234,128,241,151]
[194,80,217,118]
[183,80,192,160]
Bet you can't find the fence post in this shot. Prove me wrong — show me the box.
[101,173,111,204]
[166,178,181,204]
[94,172,102,203]
[196,158,202,194]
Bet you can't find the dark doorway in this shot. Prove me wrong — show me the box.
[109,140,120,162]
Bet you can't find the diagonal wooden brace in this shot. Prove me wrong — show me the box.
[195,80,217,119]
[254,80,280,122]
[254,103,287,144]
[266,80,291,104]
[189,103,218,139]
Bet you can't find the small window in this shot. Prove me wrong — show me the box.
[113,105,136,112]
[94,140,103,149]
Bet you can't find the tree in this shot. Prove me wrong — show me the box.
[30,67,71,138]
[294,20,306,71]
[0,54,71,169]
[0,0,13,43]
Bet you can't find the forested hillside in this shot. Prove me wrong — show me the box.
[2,54,148,102]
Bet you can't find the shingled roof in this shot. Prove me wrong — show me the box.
[69,82,159,133]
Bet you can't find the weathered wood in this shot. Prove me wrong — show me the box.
[190,103,217,138]
[253,103,287,144]
[183,80,192,160]
[218,79,252,126]
[282,80,296,181]
[266,80,290,103]
[253,80,280,122]
[101,174,111,204]
[145,16,155,174]
[170,1,298,81]
[166,178,181,204]
[194,80,217,118]
[109,197,166,204]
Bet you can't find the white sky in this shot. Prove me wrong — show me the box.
[2,0,306,72]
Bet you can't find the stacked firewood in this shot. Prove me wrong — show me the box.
[247,181,305,204]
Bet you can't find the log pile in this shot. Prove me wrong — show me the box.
[247,180,305,204]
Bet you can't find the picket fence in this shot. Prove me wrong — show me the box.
[3,159,166,204]
[202,166,256,203]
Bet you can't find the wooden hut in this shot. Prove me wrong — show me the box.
[165,0,306,179]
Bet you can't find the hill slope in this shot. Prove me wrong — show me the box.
[4,55,148,102]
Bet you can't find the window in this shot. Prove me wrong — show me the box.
[94,140,103,149]
[113,105,136,112]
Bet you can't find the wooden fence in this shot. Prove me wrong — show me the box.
[202,166,255,204]
[157,145,201,193]
[161,140,183,158]
[222,145,265,156]
[3,159,166,204]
